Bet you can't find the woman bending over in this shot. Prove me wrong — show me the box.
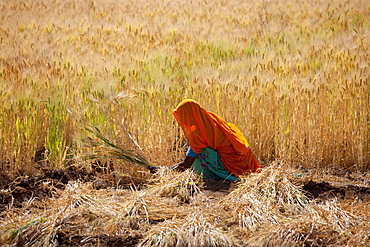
[170,99,261,181]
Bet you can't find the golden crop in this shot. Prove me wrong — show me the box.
[1,0,368,174]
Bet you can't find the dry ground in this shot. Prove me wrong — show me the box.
[1,162,369,246]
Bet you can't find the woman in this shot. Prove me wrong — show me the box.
[171,99,261,181]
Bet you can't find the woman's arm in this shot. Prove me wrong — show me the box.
[148,155,196,174]
[172,155,196,171]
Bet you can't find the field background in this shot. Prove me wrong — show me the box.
[0,0,369,246]
[1,0,368,174]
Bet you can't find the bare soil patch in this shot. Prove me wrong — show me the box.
[198,179,237,200]
[0,164,97,212]
[303,180,370,202]
[57,231,141,247]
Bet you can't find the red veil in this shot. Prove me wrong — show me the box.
[173,99,261,176]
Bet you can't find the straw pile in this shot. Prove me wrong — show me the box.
[1,162,368,246]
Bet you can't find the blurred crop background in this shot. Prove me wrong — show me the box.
[0,0,369,246]
[0,0,368,176]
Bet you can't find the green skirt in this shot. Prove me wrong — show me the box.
[191,147,238,181]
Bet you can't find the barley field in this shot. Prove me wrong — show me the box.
[0,0,369,246]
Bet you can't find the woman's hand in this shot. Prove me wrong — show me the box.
[147,166,160,174]
[171,162,186,171]
[149,156,196,173]
[171,163,180,170]
[172,156,196,171]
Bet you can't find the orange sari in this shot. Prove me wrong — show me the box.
[173,99,261,176]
